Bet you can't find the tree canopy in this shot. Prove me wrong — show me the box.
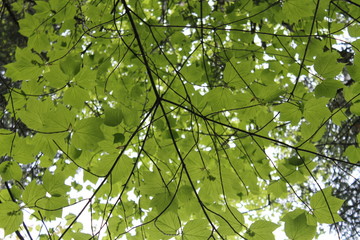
[0,0,359,239]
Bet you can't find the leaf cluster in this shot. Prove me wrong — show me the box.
[0,0,359,239]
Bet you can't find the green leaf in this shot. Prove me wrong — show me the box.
[267,180,287,198]
[314,80,344,98]
[63,86,90,109]
[348,24,360,37]
[18,15,40,37]
[275,102,302,125]
[314,52,344,79]
[203,88,237,112]
[108,216,126,236]
[32,133,64,157]
[0,161,22,181]
[154,211,181,235]
[303,97,331,125]
[74,67,97,89]
[4,47,42,80]
[283,0,314,23]
[17,98,54,130]
[346,52,360,82]
[151,192,178,213]
[28,32,50,52]
[67,232,93,240]
[0,201,23,236]
[122,106,139,128]
[287,156,304,166]
[282,209,317,240]
[310,187,344,224]
[343,82,360,101]
[42,171,70,196]
[44,64,69,88]
[60,55,82,78]
[139,171,169,195]
[111,155,133,184]
[72,118,104,150]
[224,58,252,89]
[36,196,68,219]
[104,106,123,126]
[246,220,279,240]
[277,163,306,184]
[42,104,74,132]
[344,146,360,163]
[113,133,125,144]
[0,130,14,156]
[217,206,245,236]
[3,0,359,239]
[183,219,211,240]
[350,102,360,115]
[22,180,46,207]
[11,138,36,164]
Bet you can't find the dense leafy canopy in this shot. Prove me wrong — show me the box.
[0,0,359,239]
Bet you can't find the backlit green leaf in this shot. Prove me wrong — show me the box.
[72,118,104,150]
[22,180,46,207]
[314,52,344,79]
[60,55,82,78]
[282,209,317,240]
[154,211,180,235]
[104,106,123,127]
[42,171,70,196]
[183,219,211,240]
[63,86,90,109]
[310,188,344,224]
[314,80,344,98]
[303,97,331,125]
[0,161,22,181]
[344,145,360,163]
[283,0,314,23]
[1,0,358,239]
[246,220,279,240]
[0,201,23,236]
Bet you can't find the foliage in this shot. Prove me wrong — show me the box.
[0,0,28,133]
[0,0,359,239]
